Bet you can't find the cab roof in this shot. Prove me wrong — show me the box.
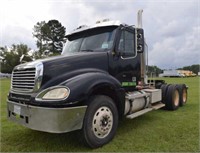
[67,20,128,36]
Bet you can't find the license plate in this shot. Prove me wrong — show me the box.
[14,105,21,115]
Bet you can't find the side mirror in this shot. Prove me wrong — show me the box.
[136,28,144,53]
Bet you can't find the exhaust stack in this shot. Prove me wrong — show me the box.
[137,9,147,85]
[137,9,143,28]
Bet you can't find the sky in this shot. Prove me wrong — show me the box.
[0,0,199,69]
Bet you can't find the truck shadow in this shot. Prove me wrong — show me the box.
[118,113,159,132]
[24,129,91,152]
[4,112,161,152]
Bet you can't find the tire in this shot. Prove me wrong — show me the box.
[82,95,118,148]
[165,84,180,110]
[177,84,188,106]
[161,84,170,104]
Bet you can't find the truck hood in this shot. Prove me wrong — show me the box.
[14,52,109,89]
[40,52,109,87]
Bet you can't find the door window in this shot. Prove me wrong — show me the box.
[118,30,136,58]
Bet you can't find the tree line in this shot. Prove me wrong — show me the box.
[147,65,163,77]
[0,44,32,73]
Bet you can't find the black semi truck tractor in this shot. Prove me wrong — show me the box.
[7,10,188,148]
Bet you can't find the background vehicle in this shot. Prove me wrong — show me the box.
[7,10,188,148]
[159,70,184,77]
[159,70,196,77]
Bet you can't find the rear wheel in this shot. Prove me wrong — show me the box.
[161,84,170,104]
[177,84,188,106]
[165,84,180,110]
[82,95,118,148]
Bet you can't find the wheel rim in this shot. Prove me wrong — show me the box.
[174,90,179,106]
[92,106,113,139]
[182,88,187,103]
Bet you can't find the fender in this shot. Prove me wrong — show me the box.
[61,72,122,101]
[32,70,125,115]
[61,72,125,116]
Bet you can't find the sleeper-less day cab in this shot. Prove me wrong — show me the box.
[7,10,188,148]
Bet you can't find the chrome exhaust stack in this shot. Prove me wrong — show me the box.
[137,9,147,85]
[137,9,143,28]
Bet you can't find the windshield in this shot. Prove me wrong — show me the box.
[62,26,117,54]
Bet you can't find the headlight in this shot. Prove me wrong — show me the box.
[36,86,70,101]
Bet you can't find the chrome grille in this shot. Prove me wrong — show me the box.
[12,68,36,92]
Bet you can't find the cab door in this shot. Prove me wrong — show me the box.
[109,27,141,91]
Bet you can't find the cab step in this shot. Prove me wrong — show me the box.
[126,103,165,119]
[152,103,165,110]
[126,108,153,119]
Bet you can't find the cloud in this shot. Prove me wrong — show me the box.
[149,26,200,69]
[0,0,52,49]
[2,25,36,49]
[143,0,199,68]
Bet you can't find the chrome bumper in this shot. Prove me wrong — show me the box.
[7,100,87,133]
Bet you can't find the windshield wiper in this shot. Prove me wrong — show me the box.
[80,49,94,52]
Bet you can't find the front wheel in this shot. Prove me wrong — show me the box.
[82,95,118,148]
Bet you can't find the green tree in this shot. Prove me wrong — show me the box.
[33,20,66,57]
[33,21,47,58]
[147,65,163,77]
[45,20,66,54]
[0,44,33,73]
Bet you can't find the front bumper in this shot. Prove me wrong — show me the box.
[7,100,87,133]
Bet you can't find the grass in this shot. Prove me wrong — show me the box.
[0,77,199,152]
